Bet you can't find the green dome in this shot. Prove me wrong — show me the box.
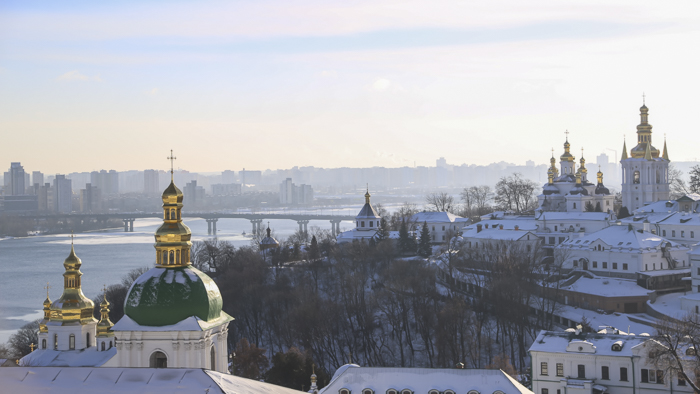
[124,266,223,326]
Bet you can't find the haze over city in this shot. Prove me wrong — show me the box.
[2,0,700,174]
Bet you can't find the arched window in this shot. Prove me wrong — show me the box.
[109,340,113,349]
[54,334,58,350]
[386,389,397,394]
[634,171,640,184]
[210,346,216,371]
[428,390,439,394]
[86,332,90,348]
[101,342,105,351]
[340,389,351,394]
[150,351,168,368]
[69,334,75,350]
[162,251,167,265]
[169,251,174,264]
[363,389,374,394]
[42,339,47,349]
[176,250,180,264]
[401,389,412,394]
[170,209,175,220]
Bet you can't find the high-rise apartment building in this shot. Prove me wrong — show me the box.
[4,162,26,196]
[144,169,160,196]
[53,175,72,213]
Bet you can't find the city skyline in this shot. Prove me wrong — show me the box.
[2,1,700,173]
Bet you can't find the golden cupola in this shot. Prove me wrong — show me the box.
[39,283,51,333]
[549,150,559,178]
[630,103,660,158]
[155,154,192,268]
[50,241,97,325]
[96,290,114,337]
[579,149,588,181]
[560,137,575,162]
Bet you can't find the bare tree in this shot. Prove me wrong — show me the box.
[494,173,539,213]
[670,164,689,199]
[460,186,493,220]
[425,192,456,213]
[9,320,40,358]
[648,315,700,393]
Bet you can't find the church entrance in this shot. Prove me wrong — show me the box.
[150,351,168,368]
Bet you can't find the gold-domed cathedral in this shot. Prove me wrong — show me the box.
[537,136,614,213]
[620,101,670,211]
[105,154,232,372]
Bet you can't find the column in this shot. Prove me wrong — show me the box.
[303,221,308,235]
[123,220,129,232]
[129,219,134,232]
[251,220,257,235]
[207,220,212,235]
[257,221,262,235]
[330,220,336,237]
[298,221,303,233]
[212,219,217,235]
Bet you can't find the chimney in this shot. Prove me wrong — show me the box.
[514,225,519,230]
[476,224,482,233]
[499,224,504,230]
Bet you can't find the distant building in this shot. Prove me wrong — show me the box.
[240,169,262,186]
[411,211,469,244]
[91,170,119,196]
[221,170,237,184]
[143,169,160,196]
[337,189,383,243]
[4,162,26,196]
[80,183,102,212]
[53,175,72,213]
[211,183,242,196]
[279,178,314,205]
[183,180,205,208]
[32,171,44,191]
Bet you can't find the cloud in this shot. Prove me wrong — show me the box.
[56,70,102,81]
[371,78,391,91]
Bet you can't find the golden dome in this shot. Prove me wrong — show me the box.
[162,181,183,205]
[96,291,114,337]
[50,244,97,325]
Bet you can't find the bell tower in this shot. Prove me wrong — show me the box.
[620,100,670,211]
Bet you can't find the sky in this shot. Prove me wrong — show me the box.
[2,0,700,174]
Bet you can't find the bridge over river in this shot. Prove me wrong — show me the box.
[17,212,356,236]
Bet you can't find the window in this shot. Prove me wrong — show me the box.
[542,389,549,394]
[577,365,585,379]
[679,372,687,386]
[361,221,365,227]
[682,231,685,237]
[432,226,435,231]
[602,366,609,380]
[369,221,373,227]
[623,263,628,270]
[401,390,412,394]
[573,203,577,209]
[42,339,47,349]
[555,226,558,231]
[656,370,664,384]
[386,390,397,394]
[210,346,216,371]
[541,362,549,375]
[613,262,618,270]
[559,237,565,243]
[642,369,649,383]
[692,231,695,238]
[593,261,598,268]
[549,237,555,244]
[69,334,75,350]
[573,260,578,267]
[101,342,105,351]
[86,332,90,348]
[663,230,666,236]
[620,367,628,381]
[602,262,608,269]
[54,334,58,350]
[556,363,563,377]
[442,226,445,231]
[634,171,640,184]
[673,230,676,237]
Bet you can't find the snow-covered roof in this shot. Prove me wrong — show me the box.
[633,200,678,214]
[465,228,538,242]
[558,225,685,251]
[537,211,613,221]
[410,211,468,224]
[356,203,380,219]
[464,218,538,231]
[0,367,306,394]
[20,347,116,367]
[320,366,532,394]
[529,330,650,357]
[562,277,653,298]
[112,313,232,332]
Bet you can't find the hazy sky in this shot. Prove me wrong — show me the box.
[2,0,700,174]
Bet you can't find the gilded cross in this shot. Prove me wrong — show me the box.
[642,92,646,105]
[29,343,35,352]
[44,282,51,298]
[167,150,177,179]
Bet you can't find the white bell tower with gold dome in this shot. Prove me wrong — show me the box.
[620,101,670,211]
